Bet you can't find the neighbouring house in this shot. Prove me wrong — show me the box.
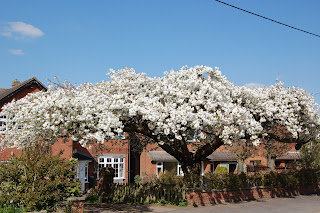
[0,77,302,192]
[0,77,48,162]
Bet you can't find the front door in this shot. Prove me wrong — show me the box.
[76,161,88,192]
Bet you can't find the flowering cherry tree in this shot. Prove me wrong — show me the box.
[1,66,319,175]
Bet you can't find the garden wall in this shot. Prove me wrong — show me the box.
[186,184,320,206]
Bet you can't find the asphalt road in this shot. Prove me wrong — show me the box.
[84,195,320,213]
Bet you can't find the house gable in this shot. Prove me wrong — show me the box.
[0,77,47,110]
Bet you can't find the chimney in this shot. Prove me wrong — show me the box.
[12,79,20,87]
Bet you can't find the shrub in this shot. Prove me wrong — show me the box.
[295,168,319,185]
[0,206,26,213]
[215,166,228,174]
[248,173,263,187]
[0,146,81,211]
[262,171,299,189]
[134,175,142,184]
[156,171,181,185]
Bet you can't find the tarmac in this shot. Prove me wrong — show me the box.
[84,194,320,213]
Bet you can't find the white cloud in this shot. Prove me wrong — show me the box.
[1,22,44,39]
[8,49,24,56]
[244,83,266,89]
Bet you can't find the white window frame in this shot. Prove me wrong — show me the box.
[177,162,184,176]
[0,115,6,133]
[98,155,125,179]
[156,162,163,175]
[219,163,230,172]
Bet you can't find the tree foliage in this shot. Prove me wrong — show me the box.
[0,146,81,211]
[1,66,319,174]
[300,141,320,170]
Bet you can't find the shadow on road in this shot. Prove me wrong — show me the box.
[84,203,153,213]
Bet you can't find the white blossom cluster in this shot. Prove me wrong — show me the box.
[1,66,319,149]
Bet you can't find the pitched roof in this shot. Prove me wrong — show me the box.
[276,151,301,160]
[207,151,237,161]
[73,151,94,161]
[146,151,178,162]
[0,77,47,104]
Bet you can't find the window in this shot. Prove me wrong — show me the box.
[156,162,163,175]
[0,116,6,132]
[177,163,184,176]
[285,160,294,169]
[217,162,237,173]
[220,163,229,171]
[157,162,184,176]
[0,115,23,132]
[250,160,261,166]
[98,155,125,179]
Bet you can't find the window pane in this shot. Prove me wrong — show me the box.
[114,164,119,177]
[107,158,112,162]
[99,158,104,163]
[114,158,118,162]
[163,162,177,174]
[120,158,124,162]
[119,164,124,178]
[85,163,88,182]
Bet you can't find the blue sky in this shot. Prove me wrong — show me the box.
[1,0,320,102]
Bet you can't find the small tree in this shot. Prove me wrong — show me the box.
[300,141,320,170]
[0,145,81,211]
[227,140,256,173]
[261,138,290,171]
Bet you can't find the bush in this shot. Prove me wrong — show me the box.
[263,171,299,189]
[155,171,182,185]
[296,168,319,185]
[0,146,81,211]
[215,166,228,174]
[0,206,26,213]
[134,175,142,184]
[247,173,263,187]
[202,169,320,191]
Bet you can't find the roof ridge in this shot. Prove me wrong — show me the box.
[0,77,47,104]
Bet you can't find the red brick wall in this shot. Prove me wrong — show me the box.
[140,144,159,179]
[0,147,22,162]
[51,138,73,159]
[187,184,320,206]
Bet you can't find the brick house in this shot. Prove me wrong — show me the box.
[0,77,301,192]
[0,78,48,162]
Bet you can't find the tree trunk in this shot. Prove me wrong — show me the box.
[181,161,202,188]
[267,154,276,171]
[237,158,246,174]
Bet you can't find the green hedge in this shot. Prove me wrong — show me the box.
[203,169,319,190]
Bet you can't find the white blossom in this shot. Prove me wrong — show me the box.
[1,66,319,149]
